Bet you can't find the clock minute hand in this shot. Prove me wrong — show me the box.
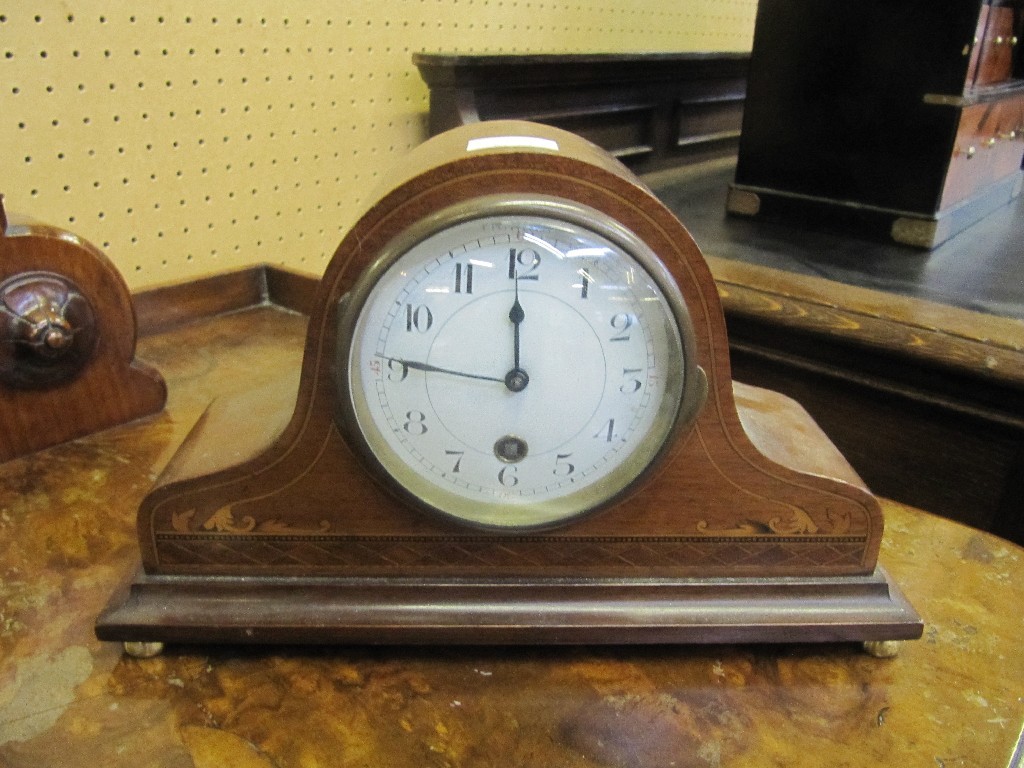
[381,355,505,384]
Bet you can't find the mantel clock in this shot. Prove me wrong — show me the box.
[97,121,922,656]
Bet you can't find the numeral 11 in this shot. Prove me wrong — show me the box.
[454,263,474,294]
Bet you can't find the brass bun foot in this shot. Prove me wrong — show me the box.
[123,641,165,659]
[863,640,902,658]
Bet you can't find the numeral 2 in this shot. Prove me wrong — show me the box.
[609,313,635,342]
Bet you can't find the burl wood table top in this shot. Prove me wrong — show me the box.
[1,307,1021,767]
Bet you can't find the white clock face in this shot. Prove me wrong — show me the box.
[338,198,698,529]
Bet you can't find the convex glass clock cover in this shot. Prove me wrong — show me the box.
[336,197,705,530]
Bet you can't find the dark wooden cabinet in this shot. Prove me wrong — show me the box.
[413,53,748,174]
[728,0,1024,248]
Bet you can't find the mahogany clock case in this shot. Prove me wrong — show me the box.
[96,121,922,648]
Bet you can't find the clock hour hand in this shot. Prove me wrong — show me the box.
[380,355,504,384]
[509,279,525,370]
[505,273,529,392]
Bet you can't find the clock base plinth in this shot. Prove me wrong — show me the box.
[96,568,921,648]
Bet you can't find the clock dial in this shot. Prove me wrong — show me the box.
[337,197,700,529]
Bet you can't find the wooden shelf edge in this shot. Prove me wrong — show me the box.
[707,255,1024,350]
[706,254,1024,389]
[133,264,320,336]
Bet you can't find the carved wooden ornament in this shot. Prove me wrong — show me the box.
[0,196,166,463]
[97,122,921,651]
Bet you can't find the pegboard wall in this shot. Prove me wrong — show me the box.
[1,1,756,289]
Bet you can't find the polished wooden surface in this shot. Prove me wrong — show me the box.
[0,306,1021,766]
